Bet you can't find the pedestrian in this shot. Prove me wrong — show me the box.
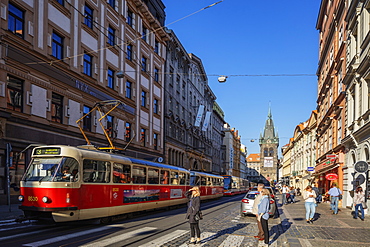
[185,186,201,244]
[258,188,271,245]
[312,183,321,203]
[327,183,342,214]
[252,183,265,240]
[353,186,365,221]
[303,185,316,224]
[289,186,296,203]
[280,184,289,205]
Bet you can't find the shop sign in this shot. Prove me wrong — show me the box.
[307,167,314,172]
[354,161,369,173]
[325,173,338,181]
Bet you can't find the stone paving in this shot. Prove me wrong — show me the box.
[277,194,370,247]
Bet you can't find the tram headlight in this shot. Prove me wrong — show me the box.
[42,196,50,203]
[18,195,24,202]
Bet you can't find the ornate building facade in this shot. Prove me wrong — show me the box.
[0,0,168,203]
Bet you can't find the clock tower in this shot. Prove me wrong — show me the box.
[259,106,279,184]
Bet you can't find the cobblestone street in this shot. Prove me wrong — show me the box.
[163,194,370,247]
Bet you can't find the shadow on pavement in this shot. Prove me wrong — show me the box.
[269,218,291,244]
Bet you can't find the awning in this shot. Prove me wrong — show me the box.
[314,164,340,175]
[302,174,313,180]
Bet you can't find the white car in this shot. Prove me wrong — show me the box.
[240,191,276,217]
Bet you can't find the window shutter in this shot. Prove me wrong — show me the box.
[28,21,34,36]
[0,4,6,20]
[47,34,52,47]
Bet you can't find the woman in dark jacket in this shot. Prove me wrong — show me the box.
[185,186,201,244]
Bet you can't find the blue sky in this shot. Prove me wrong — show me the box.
[162,0,320,155]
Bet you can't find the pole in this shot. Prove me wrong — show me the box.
[6,143,12,212]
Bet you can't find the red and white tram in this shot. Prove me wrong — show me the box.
[19,145,223,222]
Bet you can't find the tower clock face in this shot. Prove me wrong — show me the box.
[267,139,271,143]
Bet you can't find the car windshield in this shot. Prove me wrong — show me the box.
[23,157,79,182]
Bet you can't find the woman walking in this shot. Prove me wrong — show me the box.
[258,188,271,246]
[303,185,317,224]
[185,186,201,244]
[353,186,365,221]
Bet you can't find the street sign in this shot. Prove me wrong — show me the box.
[354,161,369,173]
[307,167,314,172]
[325,173,338,180]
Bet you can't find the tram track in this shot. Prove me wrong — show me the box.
[0,195,244,247]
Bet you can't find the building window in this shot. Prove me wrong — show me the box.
[142,26,147,42]
[51,92,63,123]
[125,122,131,142]
[154,40,159,54]
[108,0,115,8]
[126,44,132,61]
[153,133,158,150]
[83,106,92,131]
[125,81,132,99]
[106,115,114,138]
[127,9,133,27]
[7,75,23,112]
[84,5,93,29]
[52,32,63,59]
[55,0,64,6]
[108,68,114,89]
[154,99,159,114]
[140,128,146,147]
[83,53,92,76]
[154,68,159,82]
[141,57,147,72]
[8,3,24,39]
[141,91,147,107]
[108,26,115,46]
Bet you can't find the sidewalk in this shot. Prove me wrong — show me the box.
[276,195,370,247]
[0,203,23,221]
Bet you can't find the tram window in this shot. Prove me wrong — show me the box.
[132,166,146,184]
[57,157,79,182]
[206,177,212,186]
[190,175,200,186]
[160,170,169,184]
[148,168,159,184]
[171,171,179,185]
[83,160,111,183]
[200,176,206,186]
[113,163,131,183]
[178,172,186,185]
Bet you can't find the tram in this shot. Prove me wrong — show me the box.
[222,175,250,196]
[18,145,223,223]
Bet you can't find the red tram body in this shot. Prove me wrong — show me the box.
[19,145,224,222]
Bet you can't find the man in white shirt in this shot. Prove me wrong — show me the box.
[327,183,342,214]
[281,184,289,205]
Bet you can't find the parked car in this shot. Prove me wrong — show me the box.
[249,186,276,200]
[240,190,276,217]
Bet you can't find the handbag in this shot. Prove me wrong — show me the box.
[194,211,203,221]
[337,188,342,200]
[362,202,368,209]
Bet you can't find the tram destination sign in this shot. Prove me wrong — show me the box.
[34,148,61,155]
[354,161,369,173]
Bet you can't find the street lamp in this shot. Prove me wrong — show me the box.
[218,76,227,83]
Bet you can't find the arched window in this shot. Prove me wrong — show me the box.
[264,148,268,157]
[269,148,274,157]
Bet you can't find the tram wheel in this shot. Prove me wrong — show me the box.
[100,216,112,224]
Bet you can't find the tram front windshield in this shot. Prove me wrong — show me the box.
[224,177,231,190]
[23,157,79,182]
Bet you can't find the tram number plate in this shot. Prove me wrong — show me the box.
[28,196,38,202]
